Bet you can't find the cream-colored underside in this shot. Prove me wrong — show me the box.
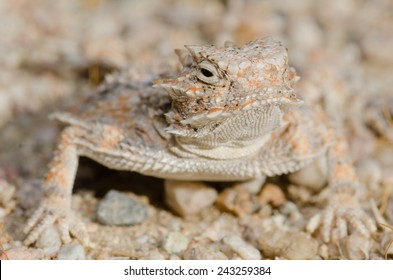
[169,105,283,160]
[170,133,272,159]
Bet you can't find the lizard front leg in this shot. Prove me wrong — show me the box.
[307,134,376,242]
[24,126,88,246]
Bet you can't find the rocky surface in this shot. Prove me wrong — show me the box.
[0,0,392,260]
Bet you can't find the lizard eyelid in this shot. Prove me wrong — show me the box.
[197,60,220,85]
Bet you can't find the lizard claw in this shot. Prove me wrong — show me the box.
[364,96,393,142]
[307,192,376,242]
[24,198,89,246]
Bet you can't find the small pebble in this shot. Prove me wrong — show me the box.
[235,178,265,194]
[258,228,318,260]
[165,180,217,216]
[257,228,286,258]
[145,249,166,260]
[258,183,286,207]
[216,186,254,216]
[258,203,273,218]
[1,247,44,260]
[318,244,329,260]
[279,201,298,215]
[289,156,327,190]
[203,214,240,242]
[223,235,261,260]
[163,232,189,254]
[288,184,313,204]
[0,208,6,219]
[58,243,85,260]
[36,226,61,258]
[340,233,370,260]
[183,243,228,260]
[97,190,147,226]
[281,231,319,260]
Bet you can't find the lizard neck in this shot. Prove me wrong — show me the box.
[169,105,285,160]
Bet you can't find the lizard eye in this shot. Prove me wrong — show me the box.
[197,60,220,85]
[201,68,213,77]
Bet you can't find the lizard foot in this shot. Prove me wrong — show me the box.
[23,197,89,246]
[306,189,376,242]
[364,96,393,142]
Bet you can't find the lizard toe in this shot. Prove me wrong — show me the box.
[24,211,56,246]
[24,199,87,246]
[308,205,376,243]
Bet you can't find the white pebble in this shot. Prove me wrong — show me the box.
[165,180,217,216]
[36,226,61,258]
[223,235,261,260]
[289,156,327,190]
[58,243,85,260]
[163,232,189,254]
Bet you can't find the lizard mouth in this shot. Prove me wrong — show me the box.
[155,81,302,126]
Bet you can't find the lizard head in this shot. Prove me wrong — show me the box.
[155,37,301,138]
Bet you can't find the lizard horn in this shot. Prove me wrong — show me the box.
[184,45,205,60]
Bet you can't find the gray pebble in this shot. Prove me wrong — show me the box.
[97,190,148,226]
[58,243,85,260]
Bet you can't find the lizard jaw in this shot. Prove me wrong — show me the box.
[155,81,302,126]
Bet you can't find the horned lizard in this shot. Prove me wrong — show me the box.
[24,37,376,247]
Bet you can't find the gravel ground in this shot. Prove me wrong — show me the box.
[0,0,393,260]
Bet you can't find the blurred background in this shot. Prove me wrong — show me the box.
[1,0,392,127]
